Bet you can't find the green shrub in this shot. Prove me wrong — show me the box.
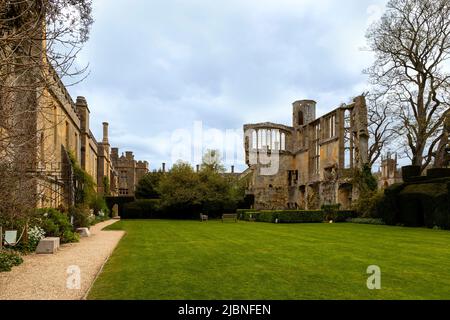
[69,205,92,229]
[321,204,341,221]
[398,182,448,227]
[0,250,23,272]
[90,215,110,226]
[237,209,256,220]
[402,165,421,182]
[335,210,357,222]
[90,195,110,216]
[37,208,79,244]
[240,209,355,223]
[255,210,279,223]
[122,199,162,219]
[277,210,324,223]
[239,211,258,221]
[375,183,404,224]
[353,189,385,218]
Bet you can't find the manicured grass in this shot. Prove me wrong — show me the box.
[88,220,450,300]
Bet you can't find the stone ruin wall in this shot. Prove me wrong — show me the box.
[244,96,369,210]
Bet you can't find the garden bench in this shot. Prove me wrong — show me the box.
[200,214,208,222]
[222,213,238,223]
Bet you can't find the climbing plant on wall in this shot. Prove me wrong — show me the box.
[67,152,96,206]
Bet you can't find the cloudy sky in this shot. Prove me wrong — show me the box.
[71,0,388,172]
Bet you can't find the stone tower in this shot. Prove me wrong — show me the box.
[293,100,316,128]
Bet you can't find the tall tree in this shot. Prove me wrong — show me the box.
[135,170,163,199]
[366,93,396,167]
[366,0,450,171]
[201,149,225,173]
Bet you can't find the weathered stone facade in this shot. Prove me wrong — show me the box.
[243,96,369,210]
[111,149,149,196]
[17,70,145,208]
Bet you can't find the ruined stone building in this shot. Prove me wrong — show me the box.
[111,149,149,196]
[243,96,369,210]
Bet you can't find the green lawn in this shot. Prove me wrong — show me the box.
[88,220,450,300]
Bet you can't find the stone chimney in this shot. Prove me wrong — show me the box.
[102,122,109,144]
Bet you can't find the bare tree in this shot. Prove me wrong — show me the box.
[0,0,93,227]
[365,93,396,167]
[365,0,450,172]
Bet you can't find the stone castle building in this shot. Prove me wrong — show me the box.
[243,96,369,210]
[2,66,148,209]
[0,1,148,211]
[111,149,149,196]
[33,74,149,208]
[376,153,403,189]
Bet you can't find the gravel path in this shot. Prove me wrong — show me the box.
[0,219,124,300]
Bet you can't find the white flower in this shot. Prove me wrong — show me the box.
[28,226,45,242]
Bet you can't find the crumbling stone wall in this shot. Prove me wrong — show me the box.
[243,96,369,210]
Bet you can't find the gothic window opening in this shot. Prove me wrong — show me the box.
[298,111,304,126]
[281,132,286,150]
[344,110,352,168]
[312,123,320,175]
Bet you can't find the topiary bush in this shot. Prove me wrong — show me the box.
[0,250,23,272]
[375,183,404,225]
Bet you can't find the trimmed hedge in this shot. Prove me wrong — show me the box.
[376,179,450,230]
[122,199,162,219]
[277,210,324,223]
[237,209,356,223]
[335,210,358,222]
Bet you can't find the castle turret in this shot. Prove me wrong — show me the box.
[293,100,316,128]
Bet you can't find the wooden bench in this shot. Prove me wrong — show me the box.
[222,213,238,223]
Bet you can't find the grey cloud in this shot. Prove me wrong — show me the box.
[71,0,388,170]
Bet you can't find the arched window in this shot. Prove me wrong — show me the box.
[252,130,257,149]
